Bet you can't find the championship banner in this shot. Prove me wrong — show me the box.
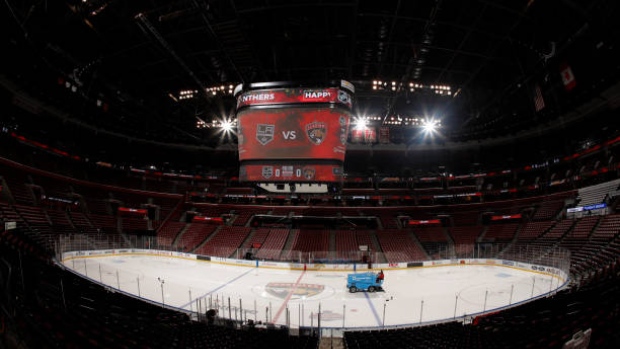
[237,87,352,109]
[379,126,390,144]
[240,163,343,182]
[364,127,377,143]
[237,107,350,161]
[350,128,363,143]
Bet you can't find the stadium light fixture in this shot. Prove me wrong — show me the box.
[422,119,438,133]
[354,117,368,130]
[221,119,234,132]
[419,118,444,141]
[215,117,237,144]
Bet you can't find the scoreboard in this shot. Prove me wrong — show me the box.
[237,107,348,161]
[240,162,343,182]
[234,81,354,183]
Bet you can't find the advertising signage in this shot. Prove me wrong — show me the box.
[236,87,353,109]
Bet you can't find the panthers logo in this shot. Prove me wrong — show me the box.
[303,167,316,180]
[265,282,324,299]
[306,122,327,145]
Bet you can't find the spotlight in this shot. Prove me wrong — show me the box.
[221,120,233,132]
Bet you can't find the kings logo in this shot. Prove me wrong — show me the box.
[256,124,275,145]
[265,282,324,300]
[262,166,273,179]
[306,121,327,145]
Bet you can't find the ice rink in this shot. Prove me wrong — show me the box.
[63,254,565,329]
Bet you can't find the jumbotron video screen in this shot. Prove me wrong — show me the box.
[235,81,354,183]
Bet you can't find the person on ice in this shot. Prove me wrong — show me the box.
[376,269,384,283]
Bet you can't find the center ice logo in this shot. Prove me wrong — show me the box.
[265,282,324,299]
[306,122,326,145]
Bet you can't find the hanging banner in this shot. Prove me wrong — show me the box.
[379,126,390,144]
[560,62,577,91]
[364,127,377,143]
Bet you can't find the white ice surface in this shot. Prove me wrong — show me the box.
[64,255,563,329]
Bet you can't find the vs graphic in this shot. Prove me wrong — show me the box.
[282,130,297,140]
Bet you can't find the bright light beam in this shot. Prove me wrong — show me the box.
[215,117,237,143]
[422,119,438,134]
[354,117,368,130]
[221,119,233,133]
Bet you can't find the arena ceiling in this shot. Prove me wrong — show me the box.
[3,0,620,147]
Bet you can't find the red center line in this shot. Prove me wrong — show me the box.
[272,270,306,324]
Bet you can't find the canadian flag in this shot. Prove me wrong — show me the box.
[560,62,577,91]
